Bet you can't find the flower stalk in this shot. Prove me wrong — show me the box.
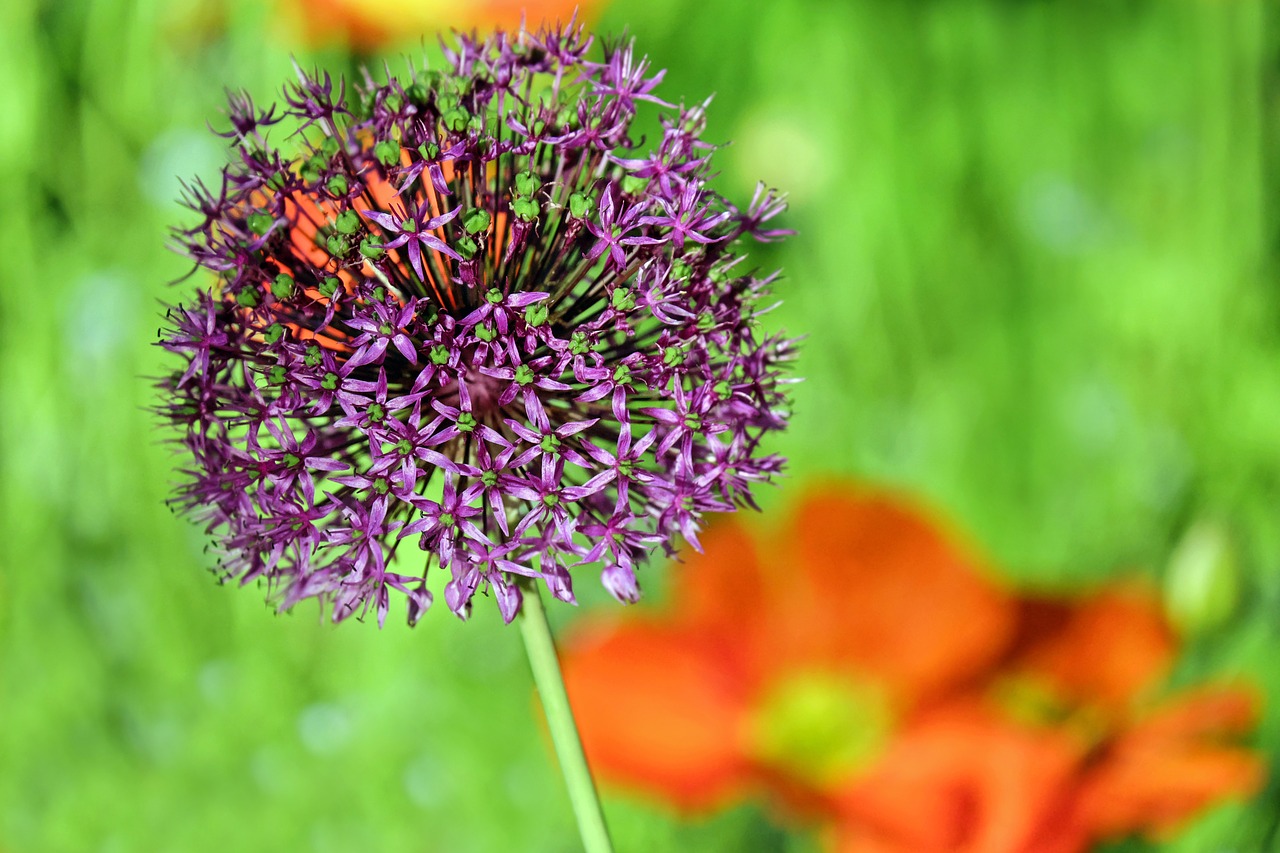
[518,579,613,852]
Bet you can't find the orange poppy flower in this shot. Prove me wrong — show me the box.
[563,485,1017,812]
[994,588,1265,849]
[281,0,599,52]
[560,485,1264,852]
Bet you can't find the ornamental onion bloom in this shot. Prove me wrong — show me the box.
[159,22,795,627]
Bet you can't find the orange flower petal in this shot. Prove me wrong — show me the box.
[479,0,595,28]
[1067,685,1265,838]
[827,828,917,853]
[774,487,1016,705]
[1072,745,1263,838]
[1123,685,1260,746]
[281,0,600,51]
[832,702,1084,853]
[674,517,769,636]
[1014,585,1176,714]
[561,620,752,812]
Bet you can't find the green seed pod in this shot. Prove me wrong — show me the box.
[524,302,549,327]
[443,109,470,133]
[455,234,478,260]
[374,139,401,167]
[610,287,635,312]
[568,191,594,219]
[512,196,540,222]
[406,80,430,105]
[463,208,492,235]
[326,235,349,257]
[271,273,295,300]
[247,212,274,235]
[335,210,361,235]
[514,170,541,197]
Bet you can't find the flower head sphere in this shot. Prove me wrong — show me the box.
[160,22,795,627]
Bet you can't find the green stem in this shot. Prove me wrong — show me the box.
[518,579,615,853]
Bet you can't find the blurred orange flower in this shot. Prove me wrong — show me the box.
[281,0,598,51]
[561,486,1264,852]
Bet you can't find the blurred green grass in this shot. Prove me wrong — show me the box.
[2,0,1279,850]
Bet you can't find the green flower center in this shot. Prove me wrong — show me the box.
[524,303,549,327]
[748,671,893,787]
[610,287,635,312]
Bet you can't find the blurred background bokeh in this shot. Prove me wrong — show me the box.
[2,0,1278,850]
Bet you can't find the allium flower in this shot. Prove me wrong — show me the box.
[159,22,794,627]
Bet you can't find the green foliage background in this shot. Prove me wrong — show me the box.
[1,0,1278,850]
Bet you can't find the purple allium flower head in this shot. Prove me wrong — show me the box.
[159,21,796,627]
